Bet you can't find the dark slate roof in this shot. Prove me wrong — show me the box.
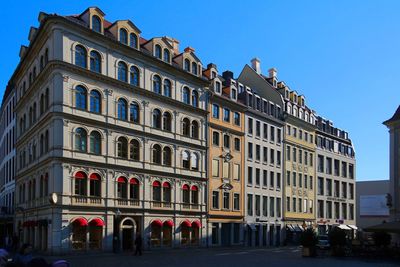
[383,105,400,125]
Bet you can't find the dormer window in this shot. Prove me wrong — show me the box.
[192,62,198,75]
[130,33,138,48]
[239,85,244,94]
[212,71,216,79]
[119,28,128,45]
[154,45,162,59]
[256,97,261,110]
[184,59,190,72]
[163,49,170,63]
[92,15,102,33]
[231,88,237,100]
[215,81,221,93]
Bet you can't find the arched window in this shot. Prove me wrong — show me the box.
[130,33,138,48]
[153,75,161,94]
[129,139,140,161]
[152,181,161,202]
[117,177,128,198]
[191,121,199,139]
[152,109,162,129]
[162,182,171,203]
[163,49,170,63]
[163,79,171,97]
[39,134,44,155]
[192,62,198,75]
[29,107,33,126]
[129,178,139,200]
[92,15,102,33]
[89,173,101,197]
[182,118,190,136]
[184,59,190,72]
[130,66,140,86]
[40,56,44,71]
[75,128,87,152]
[117,137,128,158]
[32,102,37,123]
[152,144,162,164]
[74,171,87,195]
[117,99,128,120]
[40,94,44,115]
[90,131,101,155]
[162,112,172,131]
[182,184,190,204]
[75,45,87,68]
[44,49,49,65]
[129,102,140,123]
[75,85,87,110]
[183,87,190,104]
[154,45,162,59]
[191,153,199,170]
[90,90,101,113]
[118,61,128,82]
[119,28,128,45]
[45,130,49,152]
[192,90,199,107]
[45,88,49,110]
[90,50,101,73]
[182,151,190,169]
[163,147,172,166]
[191,186,199,204]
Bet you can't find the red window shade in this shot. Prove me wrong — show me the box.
[191,185,198,191]
[89,218,104,227]
[89,173,101,180]
[153,181,161,187]
[74,171,86,179]
[72,217,88,227]
[163,220,174,227]
[117,177,127,183]
[129,178,139,184]
[162,182,170,188]
[192,220,201,228]
[181,220,191,227]
[151,219,163,227]
[182,184,189,190]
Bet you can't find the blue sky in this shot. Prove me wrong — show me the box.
[1,1,398,181]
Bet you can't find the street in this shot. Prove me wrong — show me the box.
[44,246,400,267]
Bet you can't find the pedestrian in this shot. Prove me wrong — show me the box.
[134,233,142,256]
[13,244,33,266]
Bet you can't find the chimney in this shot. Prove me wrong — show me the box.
[165,36,180,54]
[222,70,234,81]
[184,46,195,54]
[251,58,261,74]
[268,67,278,88]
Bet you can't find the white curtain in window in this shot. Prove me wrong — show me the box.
[191,153,198,169]
[182,151,189,161]
[233,164,240,180]
[223,162,229,178]
[212,159,219,177]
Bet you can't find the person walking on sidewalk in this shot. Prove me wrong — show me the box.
[134,233,142,256]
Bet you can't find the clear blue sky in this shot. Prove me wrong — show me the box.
[1,1,398,181]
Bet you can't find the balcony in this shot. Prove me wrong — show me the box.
[116,199,140,207]
[71,196,103,206]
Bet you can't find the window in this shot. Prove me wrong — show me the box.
[130,66,140,86]
[234,194,240,210]
[326,157,332,174]
[270,171,274,188]
[163,49,170,63]
[152,145,162,164]
[190,62,197,75]
[130,140,140,161]
[162,112,172,131]
[212,132,220,146]
[75,45,87,68]
[182,184,190,204]
[117,99,128,120]
[89,173,101,197]
[92,15,101,33]
[247,194,253,216]
[292,198,297,212]
[182,151,190,169]
[89,131,101,155]
[263,147,268,163]
[234,112,240,126]
[153,75,162,94]
[75,85,87,110]
[223,108,230,122]
[342,162,347,177]
[212,104,219,119]
[223,162,229,178]
[89,90,101,113]
[349,164,354,179]
[234,138,240,151]
[256,145,260,161]
[191,186,199,205]
[117,61,128,82]
[192,90,199,107]
[263,170,268,186]
[233,164,240,180]
[152,109,162,129]
[255,195,261,216]
[183,87,190,104]
[256,121,261,137]
[270,197,275,217]
[248,142,253,159]
[255,168,260,185]
[292,172,297,187]
[163,79,171,97]
[318,155,324,172]
[129,102,140,123]
[184,59,190,71]
[223,192,230,209]
[326,179,332,196]
[212,159,219,177]
[212,191,219,209]
[182,118,190,136]
[119,28,128,44]
[129,178,140,200]
[215,81,221,93]
[277,129,282,143]
[191,153,199,170]
[74,172,87,195]
[152,181,161,202]
[130,33,138,48]
[277,173,281,189]
[191,121,199,139]
[117,137,128,158]
[277,151,281,166]
[270,126,275,142]
[299,150,303,164]
[263,196,268,216]
[270,149,275,164]
[90,50,101,73]
[162,182,171,203]
[75,128,87,152]
[286,171,290,185]
[263,123,268,139]
[248,166,253,184]
[223,135,230,149]
[248,118,253,134]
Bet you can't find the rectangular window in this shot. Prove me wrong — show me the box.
[256,121,261,137]
[326,157,332,174]
[247,194,253,216]
[223,108,230,122]
[286,171,290,186]
[310,153,313,166]
[286,145,291,161]
[342,162,347,178]
[233,164,240,180]
[277,151,281,166]
[212,104,219,119]
[255,168,260,185]
[292,172,297,187]
[270,149,275,164]
[334,159,340,176]
[223,162,229,178]
[255,195,261,216]
[277,129,282,144]
[234,112,240,126]
[263,170,268,187]
[270,126,275,142]
[212,159,219,177]
[248,166,253,184]
[234,193,240,210]
[212,223,219,244]
[342,203,347,220]
[263,196,268,216]
[270,197,275,217]
[299,174,302,188]
[349,183,354,199]
[304,175,308,189]
[263,123,268,139]
[263,147,268,163]
[256,145,261,161]
[286,197,291,212]
[212,131,220,146]
[248,118,253,134]
[326,201,332,218]
[293,148,297,162]
[299,197,302,212]
[299,150,302,164]
[270,171,274,188]
[234,138,240,151]
[318,200,324,218]
[248,142,253,159]
[349,164,354,179]
[318,155,324,172]
[223,192,230,209]
[334,180,340,197]
[310,176,313,190]
[293,198,297,212]
[304,151,308,165]
[224,135,230,148]
[212,191,219,209]
[277,173,281,189]
[326,179,332,196]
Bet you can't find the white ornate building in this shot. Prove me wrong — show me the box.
[12,7,209,254]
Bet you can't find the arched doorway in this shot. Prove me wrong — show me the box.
[120,218,136,251]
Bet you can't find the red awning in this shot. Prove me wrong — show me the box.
[164,220,174,227]
[89,218,104,227]
[129,178,139,184]
[191,185,198,191]
[182,184,189,190]
[74,171,86,179]
[192,220,201,228]
[117,176,127,183]
[72,217,88,227]
[162,182,170,188]
[153,181,161,187]
[151,219,163,227]
[89,173,101,180]
[181,220,191,227]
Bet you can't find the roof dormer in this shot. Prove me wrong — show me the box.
[108,20,141,49]
[79,7,106,34]
[143,37,174,64]
[28,27,38,43]
[174,47,202,77]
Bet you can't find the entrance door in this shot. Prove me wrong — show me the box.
[221,223,231,246]
[276,226,281,246]
[247,225,252,246]
[269,225,275,246]
[255,225,260,246]
[122,228,134,250]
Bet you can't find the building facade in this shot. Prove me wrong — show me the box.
[12,7,210,254]
[203,65,245,246]
[315,116,356,233]
[0,86,16,247]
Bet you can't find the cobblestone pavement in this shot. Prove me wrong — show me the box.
[43,246,400,267]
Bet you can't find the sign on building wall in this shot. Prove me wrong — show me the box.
[360,195,390,216]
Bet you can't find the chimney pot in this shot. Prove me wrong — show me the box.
[251,58,261,74]
[268,68,277,78]
[184,46,195,53]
